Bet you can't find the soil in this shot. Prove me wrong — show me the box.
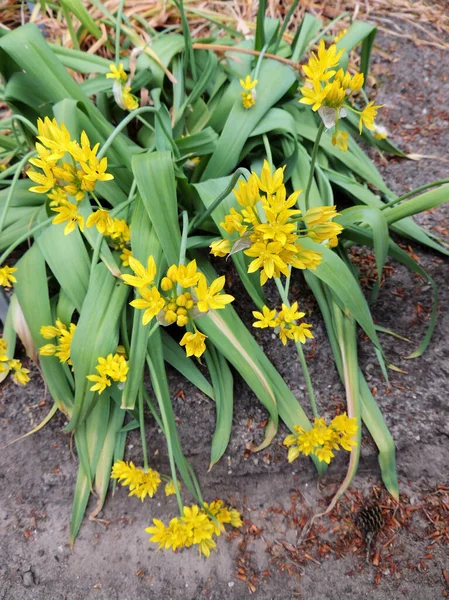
[1,16,449,600]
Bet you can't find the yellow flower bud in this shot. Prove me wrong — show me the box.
[160,277,173,291]
[165,310,177,324]
[176,315,189,327]
[176,294,187,307]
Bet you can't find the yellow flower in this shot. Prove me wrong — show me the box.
[47,188,68,207]
[332,130,349,152]
[252,306,278,329]
[111,460,161,501]
[240,75,258,110]
[290,323,314,344]
[303,205,338,226]
[86,209,114,234]
[359,101,383,134]
[40,321,76,365]
[122,87,139,111]
[302,40,344,83]
[194,275,234,313]
[172,260,202,288]
[120,247,133,267]
[315,445,335,464]
[146,519,170,549]
[179,330,207,358]
[233,173,260,207]
[79,155,114,184]
[130,286,166,325]
[334,28,347,43]
[51,202,84,235]
[0,265,17,287]
[220,208,247,236]
[240,75,258,92]
[122,255,157,288]
[210,238,231,257]
[165,479,181,497]
[106,63,127,82]
[181,505,215,544]
[8,359,30,386]
[86,353,129,393]
[107,218,130,249]
[27,165,56,194]
[256,160,285,195]
[86,372,111,394]
[308,221,344,243]
[245,240,289,284]
[36,117,72,155]
[350,72,364,91]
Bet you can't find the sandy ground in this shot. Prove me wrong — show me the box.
[1,17,449,600]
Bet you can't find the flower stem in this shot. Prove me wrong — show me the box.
[380,178,449,211]
[304,121,325,211]
[115,0,126,65]
[138,386,149,471]
[0,216,53,266]
[274,278,318,418]
[0,150,35,234]
[262,134,273,169]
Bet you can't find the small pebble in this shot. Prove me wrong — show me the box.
[22,571,35,587]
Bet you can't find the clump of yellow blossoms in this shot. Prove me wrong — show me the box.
[0,265,17,288]
[123,256,234,359]
[253,302,313,346]
[111,460,161,501]
[27,118,114,234]
[284,413,357,464]
[240,75,258,109]
[86,208,131,262]
[299,39,383,150]
[146,500,242,557]
[39,319,76,365]
[210,161,343,284]
[0,338,30,386]
[107,63,139,111]
[86,353,129,394]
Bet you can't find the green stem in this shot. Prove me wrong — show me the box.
[274,278,318,418]
[380,178,449,211]
[178,211,189,266]
[253,43,268,80]
[145,352,183,514]
[262,134,273,169]
[97,107,158,159]
[0,216,53,265]
[188,167,250,232]
[304,121,325,211]
[61,4,80,51]
[138,386,149,471]
[90,191,103,209]
[10,116,38,137]
[0,150,35,234]
[273,0,301,55]
[115,0,126,64]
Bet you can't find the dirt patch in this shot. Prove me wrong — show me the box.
[1,20,449,600]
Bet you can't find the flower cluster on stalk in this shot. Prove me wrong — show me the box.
[27,118,114,234]
[253,302,313,346]
[86,353,129,394]
[210,160,343,285]
[299,39,383,150]
[0,265,17,288]
[39,319,77,365]
[283,413,357,464]
[146,501,242,557]
[240,75,258,109]
[106,63,139,111]
[122,255,234,359]
[0,338,30,386]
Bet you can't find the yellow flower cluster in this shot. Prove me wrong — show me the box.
[27,118,114,235]
[0,265,17,288]
[253,302,313,346]
[86,353,129,394]
[284,413,357,464]
[39,319,76,365]
[240,75,258,109]
[86,208,131,262]
[0,338,30,385]
[111,460,161,501]
[146,500,242,557]
[299,40,383,149]
[123,256,234,359]
[210,161,343,284]
[106,63,139,111]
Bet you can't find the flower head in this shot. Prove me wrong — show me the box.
[122,255,157,288]
[194,275,234,313]
[359,101,383,134]
[180,330,207,358]
[0,265,17,288]
[51,202,84,235]
[106,63,127,82]
[111,460,161,501]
